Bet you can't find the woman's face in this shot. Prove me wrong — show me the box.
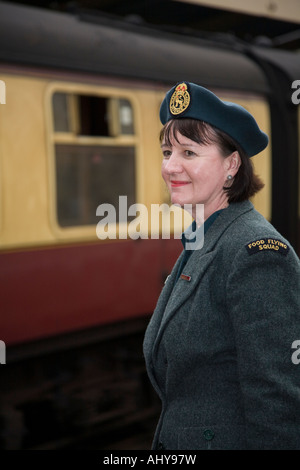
[161,131,230,215]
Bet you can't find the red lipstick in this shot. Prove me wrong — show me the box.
[170,180,190,187]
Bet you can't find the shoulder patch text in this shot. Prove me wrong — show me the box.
[246,238,289,256]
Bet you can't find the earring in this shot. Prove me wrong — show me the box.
[227,175,233,180]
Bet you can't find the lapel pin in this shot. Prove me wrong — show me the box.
[180,274,191,282]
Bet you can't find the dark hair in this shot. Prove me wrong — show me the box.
[160,118,264,203]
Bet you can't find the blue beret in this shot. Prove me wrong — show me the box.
[159,82,269,157]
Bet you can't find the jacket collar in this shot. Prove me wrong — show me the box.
[169,200,254,288]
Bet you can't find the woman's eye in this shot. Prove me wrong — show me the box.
[185,150,195,157]
[162,150,171,158]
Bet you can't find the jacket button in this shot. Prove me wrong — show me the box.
[158,441,165,449]
[203,429,215,441]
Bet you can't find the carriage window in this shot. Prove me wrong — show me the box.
[51,90,136,228]
[55,144,135,226]
[78,95,109,136]
[53,92,70,132]
[119,99,134,135]
[52,93,135,137]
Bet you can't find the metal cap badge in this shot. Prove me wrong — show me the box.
[169,82,190,116]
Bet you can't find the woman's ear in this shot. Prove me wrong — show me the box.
[225,151,241,177]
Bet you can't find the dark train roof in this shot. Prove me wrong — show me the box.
[0,1,268,93]
[251,46,300,82]
[0,1,299,94]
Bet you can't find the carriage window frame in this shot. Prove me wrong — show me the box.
[46,83,142,240]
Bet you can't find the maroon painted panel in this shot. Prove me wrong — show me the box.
[0,238,181,345]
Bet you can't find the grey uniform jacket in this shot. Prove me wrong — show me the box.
[143,200,300,450]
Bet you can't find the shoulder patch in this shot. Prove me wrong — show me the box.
[246,238,289,256]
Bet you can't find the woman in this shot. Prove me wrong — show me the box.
[143,82,300,450]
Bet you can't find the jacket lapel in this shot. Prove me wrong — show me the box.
[143,251,184,355]
[153,250,218,350]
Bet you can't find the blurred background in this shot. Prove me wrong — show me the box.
[0,0,299,450]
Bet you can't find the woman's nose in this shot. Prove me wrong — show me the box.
[164,154,183,174]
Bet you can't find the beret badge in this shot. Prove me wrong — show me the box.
[169,82,190,116]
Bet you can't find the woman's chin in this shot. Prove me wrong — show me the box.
[171,195,189,207]
[171,197,183,207]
